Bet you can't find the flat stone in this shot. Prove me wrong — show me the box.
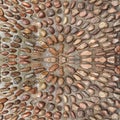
[47,9,55,17]
[40,29,47,37]
[72,103,79,111]
[99,91,108,98]
[99,22,108,29]
[108,8,116,13]
[0,8,4,16]
[58,34,64,42]
[72,9,79,16]
[66,35,74,43]
[0,103,4,111]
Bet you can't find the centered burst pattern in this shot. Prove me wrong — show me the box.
[0,0,120,120]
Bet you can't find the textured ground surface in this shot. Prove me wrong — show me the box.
[0,0,120,120]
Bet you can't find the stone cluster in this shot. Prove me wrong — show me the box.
[0,0,120,120]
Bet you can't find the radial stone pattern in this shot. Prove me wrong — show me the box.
[0,0,120,120]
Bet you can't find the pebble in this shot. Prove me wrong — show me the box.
[23,28,32,34]
[108,7,116,13]
[79,10,87,17]
[72,9,79,16]
[99,91,108,98]
[0,104,4,111]
[77,110,85,117]
[40,29,47,37]
[22,112,31,118]
[38,11,45,18]
[64,8,70,14]
[79,102,87,109]
[0,8,4,16]
[47,9,55,17]
[49,64,59,72]
[70,111,76,118]
[31,0,39,4]
[77,83,85,90]
[21,94,30,101]
[66,35,74,43]
[66,77,74,85]
[115,46,120,54]
[64,85,71,94]
[55,16,61,23]
[78,2,85,9]
[111,113,119,119]
[73,39,81,45]
[0,16,8,21]
[77,43,87,50]
[49,48,58,56]
[58,78,64,85]
[71,17,76,24]
[64,25,71,34]
[76,30,84,36]
[58,34,64,42]
[51,35,57,43]
[49,26,55,34]
[25,73,35,79]
[71,85,78,92]
[99,22,108,29]
[0,98,8,103]
[111,1,119,6]
[77,93,83,100]
[81,50,91,56]
[63,16,68,24]
[22,18,30,25]
[71,27,78,34]
[47,103,55,111]
[56,25,63,32]
[22,2,31,8]
[73,74,81,81]
[38,101,45,109]
[40,82,47,90]
[87,24,95,31]
[54,0,61,8]
[72,103,79,111]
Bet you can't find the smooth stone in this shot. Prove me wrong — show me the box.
[63,16,68,24]
[40,29,47,37]
[58,34,64,42]
[99,91,108,98]
[77,110,85,117]
[76,19,83,26]
[64,25,71,34]
[71,85,78,92]
[76,93,83,100]
[66,35,74,43]
[47,103,55,111]
[0,8,4,16]
[72,103,79,111]
[99,22,108,29]
[40,83,47,90]
[78,2,85,9]
[71,27,78,34]
[38,11,45,18]
[57,25,63,32]
[66,77,74,85]
[72,9,79,16]
[111,0,119,6]
[108,7,116,13]
[47,9,55,17]
[0,103,4,111]
[64,85,71,94]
